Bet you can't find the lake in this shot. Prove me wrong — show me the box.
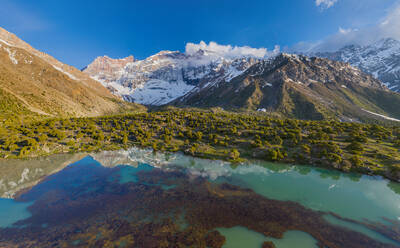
[0,147,399,247]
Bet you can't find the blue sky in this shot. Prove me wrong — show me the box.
[1,0,399,68]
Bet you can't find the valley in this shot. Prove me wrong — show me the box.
[1,8,400,246]
[0,26,399,182]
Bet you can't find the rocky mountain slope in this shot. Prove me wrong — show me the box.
[174,54,400,122]
[83,50,265,105]
[84,40,400,122]
[0,27,139,120]
[82,55,135,94]
[315,38,400,92]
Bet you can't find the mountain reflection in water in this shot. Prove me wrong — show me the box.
[0,148,399,248]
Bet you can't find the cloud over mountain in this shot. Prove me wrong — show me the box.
[185,41,280,59]
[293,3,400,52]
[316,0,338,9]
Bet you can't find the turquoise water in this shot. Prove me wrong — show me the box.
[115,163,176,190]
[324,214,399,246]
[95,149,400,246]
[234,165,400,223]
[1,148,400,247]
[114,163,153,184]
[216,226,269,248]
[141,151,400,246]
[165,157,400,223]
[0,199,32,228]
[217,226,318,248]
[265,230,319,248]
[226,166,400,222]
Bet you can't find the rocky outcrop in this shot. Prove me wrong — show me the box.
[175,54,400,122]
[83,55,134,84]
[315,38,400,92]
[84,50,262,105]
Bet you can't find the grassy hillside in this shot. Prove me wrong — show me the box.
[0,42,145,122]
[0,88,35,119]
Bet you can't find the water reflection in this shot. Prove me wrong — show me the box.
[0,148,399,247]
[0,199,32,228]
[388,181,400,195]
[0,153,86,198]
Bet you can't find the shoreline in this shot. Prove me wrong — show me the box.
[0,146,397,186]
[1,111,399,183]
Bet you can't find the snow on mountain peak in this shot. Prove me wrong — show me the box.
[185,41,279,59]
[315,38,400,92]
[84,42,280,105]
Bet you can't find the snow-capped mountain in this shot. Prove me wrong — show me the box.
[82,55,135,95]
[83,42,400,122]
[84,47,273,105]
[315,38,400,92]
[174,53,400,122]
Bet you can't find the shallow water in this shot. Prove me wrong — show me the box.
[171,158,400,223]
[0,148,399,247]
[323,214,399,246]
[0,199,32,228]
[216,226,270,248]
[217,227,319,248]
[228,165,400,223]
[265,230,319,248]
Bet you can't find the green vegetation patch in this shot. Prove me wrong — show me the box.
[0,109,399,181]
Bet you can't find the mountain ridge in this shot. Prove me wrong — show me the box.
[0,27,141,120]
[75,37,400,122]
[83,48,400,122]
[314,38,400,92]
[174,53,400,122]
[83,48,269,105]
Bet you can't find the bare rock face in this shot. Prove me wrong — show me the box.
[315,38,400,92]
[81,37,400,122]
[174,53,400,122]
[84,50,264,105]
[83,55,135,84]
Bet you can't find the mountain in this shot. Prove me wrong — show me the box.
[315,38,400,92]
[174,54,400,122]
[0,27,140,120]
[82,55,135,95]
[84,42,400,122]
[83,50,265,105]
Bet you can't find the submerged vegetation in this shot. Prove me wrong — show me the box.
[0,108,399,181]
[1,160,397,248]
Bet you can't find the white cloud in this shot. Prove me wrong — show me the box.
[316,0,338,9]
[292,4,400,52]
[338,27,353,35]
[185,41,280,59]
